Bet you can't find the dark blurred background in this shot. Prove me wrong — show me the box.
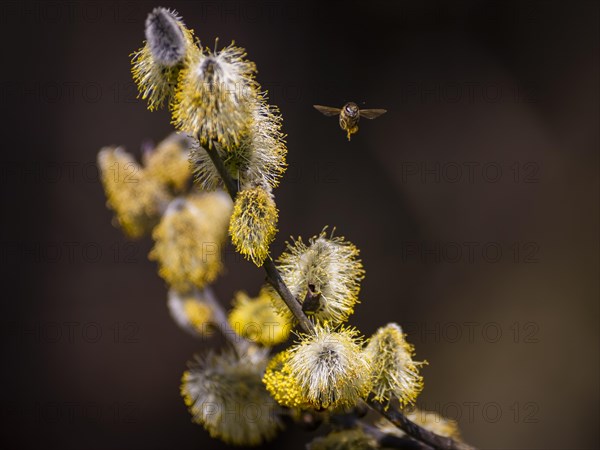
[0,0,598,449]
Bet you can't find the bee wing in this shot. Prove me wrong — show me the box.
[359,109,387,119]
[313,105,341,116]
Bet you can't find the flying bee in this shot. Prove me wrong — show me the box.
[313,102,387,141]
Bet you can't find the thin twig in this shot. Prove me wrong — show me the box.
[359,422,433,450]
[204,143,237,197]
[203,139,476,450]
[204,141,314,334]
[263,258,315,333]
[370,402,474,450]
[328,410,432,450]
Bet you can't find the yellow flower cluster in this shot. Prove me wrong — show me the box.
[365,323,427,408]
[229,187,278,266]
[285,325,372,410]
[263,350,310,409]
[167,288,214,337]
[98,146,169,238]
[228,288,290,346]
[183,298,213,332]
[149,192,232,290]
[181,349,282,445]
[171,44,259,149]
[190,99,287,191]
[143,133,193,192]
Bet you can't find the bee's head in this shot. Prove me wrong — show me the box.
[345,102,359,118]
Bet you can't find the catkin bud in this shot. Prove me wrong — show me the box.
[143,132,193,192]
[365,323,427,408]
[229,186,278,266]
[228,288,291,346]
[171,43,258,149]
[287,325,372,410]
[131,8,195,110]
[98,146,169,238]
[181,349,282,445]
[149,192,232,290]
[145,8,187,66]
[167,288,214,337]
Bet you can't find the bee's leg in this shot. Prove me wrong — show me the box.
[347,126,358,141]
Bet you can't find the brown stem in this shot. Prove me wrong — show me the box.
[329,410,432,450]
[359,422,433,450]
[204,143,238,198]
[263,258,315,334]
[203,138,475,450]
[202,140,314,334]
[371,402,475,450]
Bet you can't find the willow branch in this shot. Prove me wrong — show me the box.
[204,139,474,450]
[371,402,475,450]
[329,410,432,450]
[359,422,432,450]
[204,142,237,197]
[204,142,314,334]
[263,258,315,333]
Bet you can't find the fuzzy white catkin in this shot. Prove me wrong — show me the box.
[191,98,287,191]
[181,349,282,445]
[272,231,364,325]
[171,44,258,149]
[287,326,372,409]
